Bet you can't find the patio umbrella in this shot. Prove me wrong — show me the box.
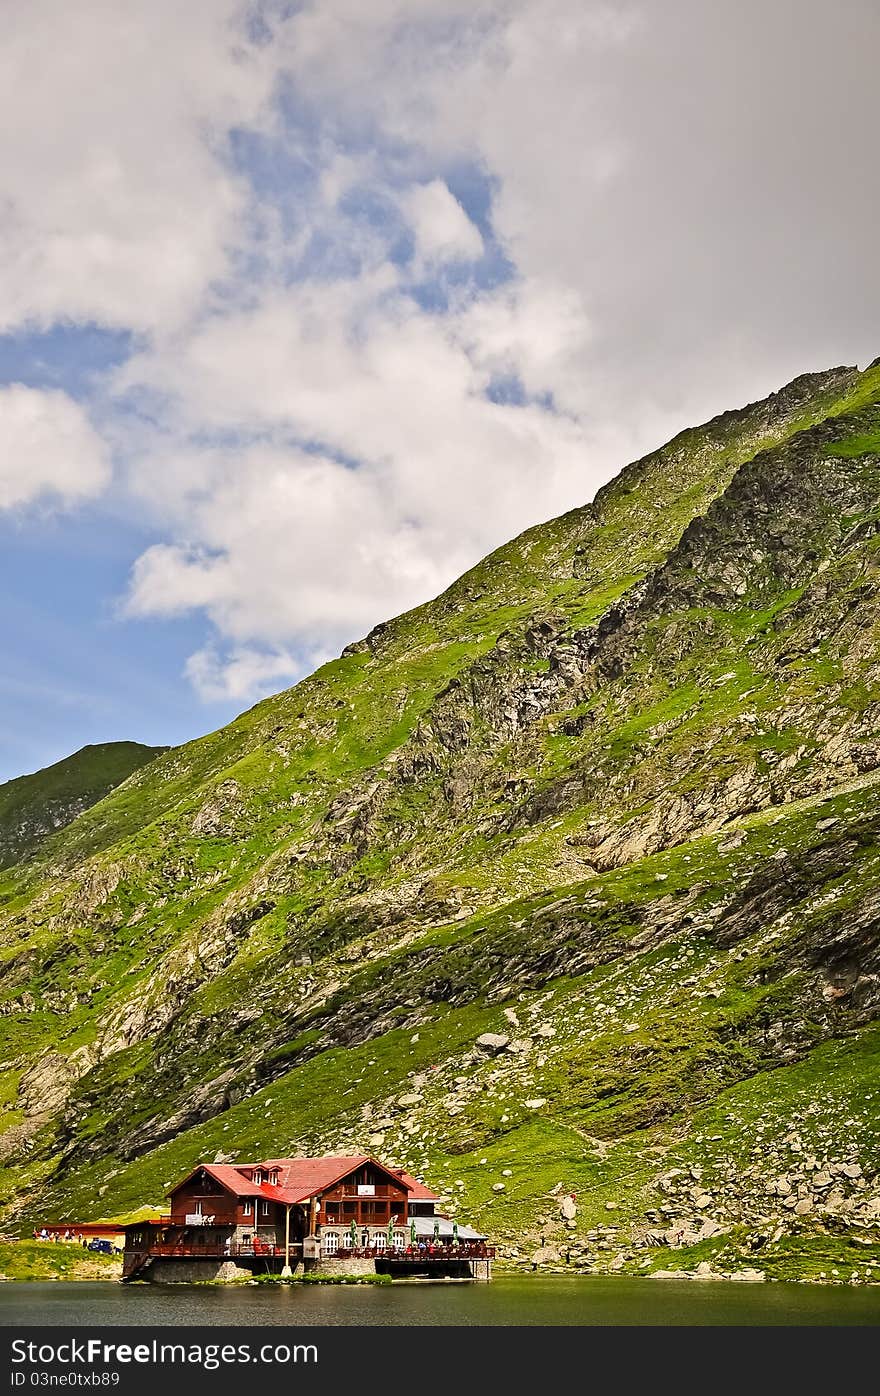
[452,1221,459,1246]
[386,1218,395,1250]
[349,1219,358,1250]
[409,1219,417,1245]
[433,1218,440,1243]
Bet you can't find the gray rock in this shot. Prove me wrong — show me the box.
[530,1245,561,1266]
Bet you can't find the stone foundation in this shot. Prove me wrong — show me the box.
[313,1255,376,1277]
[147,1259,252,1283]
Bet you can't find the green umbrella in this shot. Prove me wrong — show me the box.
[386,1218,395,1250]
[433,1218,440,1243]
[409,1219,417,1245]
[452,1221,459,1247]
[349,1219,357,1250]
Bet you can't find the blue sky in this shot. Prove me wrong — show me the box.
[0,323,242,779]
[1,0,878,784]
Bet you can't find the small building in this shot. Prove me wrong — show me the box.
[33,1222,127,1249]
[123,1154,492,1282]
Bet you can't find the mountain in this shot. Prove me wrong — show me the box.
[0,743,166,871]
[1,359,879,1283]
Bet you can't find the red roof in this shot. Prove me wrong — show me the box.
[394,1169,440,1201]
[170,1156,434,1206]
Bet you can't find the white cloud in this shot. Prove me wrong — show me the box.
[401,180,484,264]
[185,644,303,704]
[0,0,281,334]
[5,0,879,707]
[118,276,608,667]
[0,385,110,509]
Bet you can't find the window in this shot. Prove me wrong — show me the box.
[373,1232,386,1251]
[269,1170,279,1186]
[252,1170,262,1186]
[243,1201,252,1216]
[393,1231,406,1250]
[261,1201,270,1216]
[322,1231,339,1255]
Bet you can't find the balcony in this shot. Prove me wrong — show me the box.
[140,1238,290,1259]
[340,1244,494,1261]
[329,1185,403,1200]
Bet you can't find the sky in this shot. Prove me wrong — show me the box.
[1,0,879,783]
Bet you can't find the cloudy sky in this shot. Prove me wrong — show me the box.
[1,0,878,782]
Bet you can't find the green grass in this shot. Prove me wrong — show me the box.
[0,1241,121,1281]
[0,742,164,870]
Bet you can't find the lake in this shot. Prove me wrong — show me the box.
[1,1276,878,1326]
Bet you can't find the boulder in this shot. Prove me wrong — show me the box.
[475,1033,510,1055]
[530,1246,561,1266]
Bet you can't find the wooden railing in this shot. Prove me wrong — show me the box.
[139,1239,291,1259]
[337,1244,494,1260]
[330,1186,404,1200]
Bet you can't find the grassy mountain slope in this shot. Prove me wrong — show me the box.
[0,743,165,871]
[1,359,879,1282]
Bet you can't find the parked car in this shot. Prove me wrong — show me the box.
[87,1238,113,1254]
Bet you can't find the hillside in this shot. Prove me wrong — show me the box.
[1,358,879,1283]
[0,743,165,871]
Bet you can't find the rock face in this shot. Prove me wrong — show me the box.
[1,358,880,1283]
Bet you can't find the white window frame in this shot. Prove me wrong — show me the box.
[253,1170,262,1186]
[322,1231,340,1255]
[243,1200,252,1217]
[373,1231,386,1251]
[261,1200,270,1216]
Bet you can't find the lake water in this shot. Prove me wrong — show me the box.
[1,1276,878,1326]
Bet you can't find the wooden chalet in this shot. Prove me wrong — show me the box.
[123,1154,492,1281]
